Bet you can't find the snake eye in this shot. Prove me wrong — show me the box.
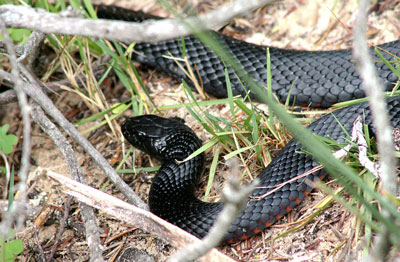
[121,115,184,158]
[121,115,202,161]
[121,118,142,148]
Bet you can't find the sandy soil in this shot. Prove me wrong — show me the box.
[1,0,400,261]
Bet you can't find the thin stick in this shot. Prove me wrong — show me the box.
[0,17,31,237]
[31,104,104,262]
[18,64,148,209]
[47,196,73,262]
[0,1,276,43]
[353,0,399,260]
[0,65,107,105]
[47,170,236,262]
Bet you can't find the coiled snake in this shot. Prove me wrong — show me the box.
[95,5,400,243]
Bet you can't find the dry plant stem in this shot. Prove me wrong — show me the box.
[353,116,381,178]
[0,69,12,82]
[34,227,46,262]
[18,31,46,67]
[0,66,148,209]
[31,104,104,262]
[48,196,73,262]
[22,65,148,210]
[47,170,236,262]
[169,160,258,262]
[0,89,20,104]
[0,79,62,104]
[0,0,275,43]
[0,31,45,62]
[0,151,11,199]
[0,19,31,236]
[353,0,398,260]
[393,128,400,150]
[0,66,107,105]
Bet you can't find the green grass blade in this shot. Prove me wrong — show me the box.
[203,147,220,201]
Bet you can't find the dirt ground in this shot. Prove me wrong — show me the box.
[1,0,400,261]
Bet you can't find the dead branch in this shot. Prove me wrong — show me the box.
[0,1,275,43]
[31,104,104,262]
[47,170,236,262]
[0,17,31,238]
[0,67,148,209]
[353,0,399,259]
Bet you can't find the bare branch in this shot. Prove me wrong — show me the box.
[47,170,236,262]
[0,31,45,62]
[0,62,108,105]
[352,116,381,178]
[31,103,104,262]
[0,66,148,209]
[0,1,275,43]
[353,0,399,259]
[0,18,31,237]
[47,196,73,261]
[0,89,18,104]
[0,79,62,105]
[18,31,46,67]
[350,118,400,178]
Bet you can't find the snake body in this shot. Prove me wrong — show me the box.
[94,5,400,242]
[96,5,400,107]
[122,98,400,243]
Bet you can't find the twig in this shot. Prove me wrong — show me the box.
[393,128,400,151]
[17,31,46,67]
[0,89,19,104]
[0,151,11,199]
[0,30,45,68]
[31,103,104,262]
[0,1,275,43]
[168,159,258,262]
[34,227,46,262]
[0,79,62,105]
[353,0,399,260]
[47,170,236,262]
[48,196,73,262]
[0,31,44,62]
[4,65,148,209]
[352,116,381,178]
[349,117,400,178]
[0,200,40,220]
[0,17,31,237]
[0,69,12,82]
[0,64,108,105]
[0,67,147,208]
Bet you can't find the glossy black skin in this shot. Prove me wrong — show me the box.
[121,116,200,162]
[122,98,400,242]
[122,116,223,237]
[97,4,400,242]
[96,4,400,108]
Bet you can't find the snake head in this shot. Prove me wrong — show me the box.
[121,115,202,162]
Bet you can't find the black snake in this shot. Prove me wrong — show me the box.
[94,5,400,242]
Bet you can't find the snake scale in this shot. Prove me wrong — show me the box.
[95,5,400,242]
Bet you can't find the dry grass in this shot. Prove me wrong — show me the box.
[1,0,400,261]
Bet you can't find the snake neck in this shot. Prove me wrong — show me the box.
[149,155,204,200]
[148,154,224,238]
